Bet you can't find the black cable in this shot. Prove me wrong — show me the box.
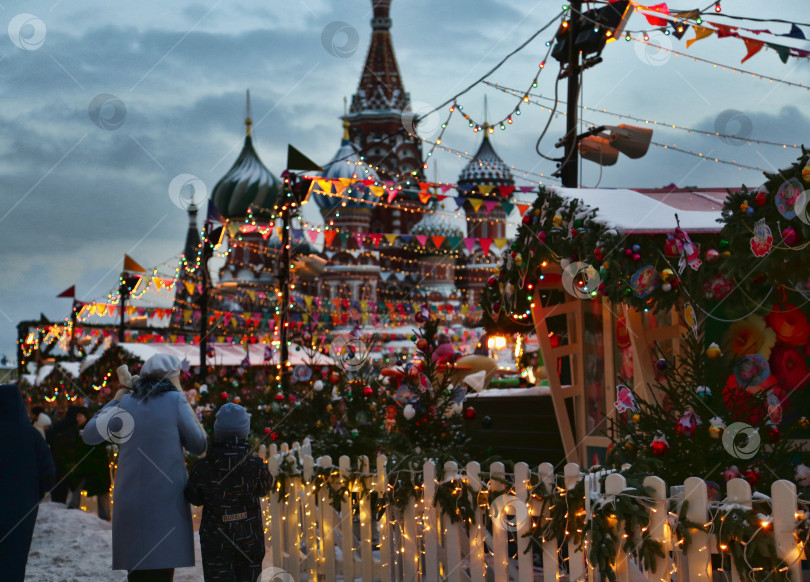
[416,11,565,123]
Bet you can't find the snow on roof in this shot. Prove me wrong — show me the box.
[248,344,334,366]
[57,362,81,378]
[80,354,101,374]
[552,187,731,234]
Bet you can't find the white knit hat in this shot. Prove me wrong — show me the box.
[139,353,182,380]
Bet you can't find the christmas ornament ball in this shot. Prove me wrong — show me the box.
[708,425,722,439]
[651,439,668,456]
[631,413,641,423]
[416,338,429,351]
[264,427,271,435]
[656,358,668,371]
[330,371,341,384]
[275,393,285,402]
[706,343,722,359]
[464,407,477,420]
[220,392,228,400]
[313,379,324,392]
[799,416,810,428]
[363,385,374,397]
[481,415,494,429]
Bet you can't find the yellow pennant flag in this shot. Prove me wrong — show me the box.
[368,185,385,198]
[183,310,192,322]
[478,185,495,195]
[686,25,714,48]
[246,290,256,301]
[468,198,484,212]
[184,281,195,295]
[154,277,164,290]
[385,234,398,245]
[493,238,508,249]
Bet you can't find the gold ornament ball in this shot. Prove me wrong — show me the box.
[606,514,619,528]
[660,268,675,282]
[706,343,722,359]
[799,416,810,428]
[632,413,641,423]
[624,441,636,453]
[708,425,723,439]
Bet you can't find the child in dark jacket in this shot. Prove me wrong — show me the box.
[185,403,271,582]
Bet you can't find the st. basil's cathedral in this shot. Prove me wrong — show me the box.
[171,0,518,338]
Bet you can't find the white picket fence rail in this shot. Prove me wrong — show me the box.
[257,441,806,582]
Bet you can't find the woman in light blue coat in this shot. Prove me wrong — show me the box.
[83,353,207,582]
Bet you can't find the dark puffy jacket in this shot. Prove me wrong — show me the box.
[184,438,271,556]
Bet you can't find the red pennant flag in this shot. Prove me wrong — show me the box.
[387,190,398,203]
[369,233,383,247]
[480,238,493,255]
[741,37,764,63]
[711,22,738,38]
[484,200,499,215]
[418,191,432,204]
[307,229,320,244]
[431,236,445,249]
[323,230,337,246]
[123,254,146,273]
[516,203,531,216]
[419,182,432,192]
[500,186,516,198]
[354,233,365,248]
[57,285,75,298]
[641,3,670,26]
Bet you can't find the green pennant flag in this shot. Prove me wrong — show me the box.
[502,201,515,215]
[766,42,790,64]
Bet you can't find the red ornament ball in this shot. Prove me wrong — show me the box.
[755,192,766,206]
[416,338,429,351]
[220,392,228,400]
[522,214,531,225]
[487,276,498,288]
[744,467,759,485]
[464,407,477,420]
[270,432,280,442]
[264,427,271,435]
[768,425,780,443]
[275,393,285,402]
[330,371,341,384]
[363,386,374,397]
[650,439,669,456]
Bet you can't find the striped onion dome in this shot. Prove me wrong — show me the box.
[311,120,379,213]
[411,199,464,247]
[457,131,515,196]
[211,119,281,221]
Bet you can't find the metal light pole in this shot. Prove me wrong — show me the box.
[199,225,222,384]
[560,0,582,188]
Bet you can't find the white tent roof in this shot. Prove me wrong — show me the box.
[248,344,334,366]
[552,187,726,234]
[57,362,81,379]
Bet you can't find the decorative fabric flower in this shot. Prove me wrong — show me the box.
[765,303,809,346]
[723,373,781,424]
[769,343,809,393]
[724,315,776,359]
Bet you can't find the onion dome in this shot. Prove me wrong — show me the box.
[410,199,464,250]
[211,94,282,221]
[311,119,379,213]
[457,130,515,196]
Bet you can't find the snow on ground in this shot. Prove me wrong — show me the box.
[26,502,205,581]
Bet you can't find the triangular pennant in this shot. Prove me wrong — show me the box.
[184,281,195,295]
[339,232,351,246]
[500,186,516,198]
[384,234,398,245]
[686,25,714,48]
[641,3,670,26]
[399,235,412,244]
[516,203,530,216]
[711,22,738,38]
[501,202,515,215]
[519,186,535,193]
[469,198,484,212]
[324,230,337,246]
[767,42,791,63]
[57,285,75,298]
[741,37,764,63]
[418,191,432,204]
[493,238,508,250]
[431,236,445,249]
[484,200,498,215]
[368,185,385,198]
[123,254,146,273]
[479,238,493,255]
[446,236,462,250]
[387,189,398,203]
[354,233,365,248]
[415,235,428,247]
[478,185,495,196]
[439,184,453,194]
[369,233,383,247]
[454,196,467,209]
[307,229,320,244]
[464,238,477,254]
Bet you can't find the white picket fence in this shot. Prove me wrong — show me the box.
[259,441,806,582]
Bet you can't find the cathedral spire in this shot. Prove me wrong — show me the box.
[350,0,408,113]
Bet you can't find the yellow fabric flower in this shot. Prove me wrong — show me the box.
[724,315,776,359]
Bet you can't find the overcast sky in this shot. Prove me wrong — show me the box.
[1,0,808,363]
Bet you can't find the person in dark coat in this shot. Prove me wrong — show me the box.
[83,354,208,582]
[185,403,271,582]
[46,405,87,503]
[67,408,113,520]
[0,383,55,582]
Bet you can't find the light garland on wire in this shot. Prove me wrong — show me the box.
[487,81,803,150]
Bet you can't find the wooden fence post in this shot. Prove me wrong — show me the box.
[490,461,509,582]
[605,473,629,582]
[302,455,318,581]
[466,461,486,582]
[358,455,374,581]
[683,477,711,582]
[376,454,393,582]
[423,460,440,581]
[772,480,801,582]
[564,462,584,582]
[443,460,463,582]
[726,478,752,582]
[339,455,354,582]
[268,452,283,567]
[538,462,558,582]
[643,476,669,582]
[402,460,419,582]
[317,455,336,582]
[515,462,534,582]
